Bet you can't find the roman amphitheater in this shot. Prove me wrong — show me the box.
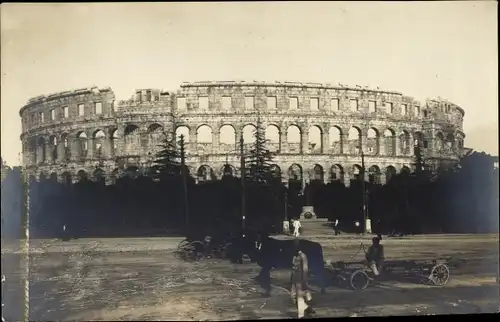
[20,81,466,187]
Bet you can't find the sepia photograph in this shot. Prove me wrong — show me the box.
[1,1,498,320]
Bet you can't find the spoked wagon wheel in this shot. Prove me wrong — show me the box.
[177,239,190,252]
[350,270,370,290]
[429,263,450,286]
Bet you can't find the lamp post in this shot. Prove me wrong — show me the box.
[222,136,246,234]
[357,146,370,234]
[240,135,246,233]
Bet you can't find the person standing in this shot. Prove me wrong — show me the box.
[292,219,302,237]
[334,219,340,236]
[290,239,314,319]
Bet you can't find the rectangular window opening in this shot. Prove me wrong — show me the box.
[95,102,102,114]
[177,97,187,111]
[350,99,358,112]
[267,97,277,110]
[331,98,339,111]
[245,97,254,110]
[368,101,377,113]
[289,97,298,110]
[78,104,85,116]
[310,98,319,111]
[199,96,209,110]
[222,96,232,110]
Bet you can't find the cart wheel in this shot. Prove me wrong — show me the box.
[429,263,450,286]
[177,239,190,251]
[350,270,370,290]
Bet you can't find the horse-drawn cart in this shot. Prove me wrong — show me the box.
[327,259,451,291]
[174,236,234,262]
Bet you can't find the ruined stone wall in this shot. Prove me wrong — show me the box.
[19,81,465,186]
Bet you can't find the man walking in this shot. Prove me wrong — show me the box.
[290,239,315,319]
[292,219,302,237]
[334,219,340,236]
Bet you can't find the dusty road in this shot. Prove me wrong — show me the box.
[2,234,499,320]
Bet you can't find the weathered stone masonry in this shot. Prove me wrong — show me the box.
[19,81,466,187]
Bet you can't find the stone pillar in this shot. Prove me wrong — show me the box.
[87,138,94,160]
[44,143,53,164]
[57,141,66,163]
[280,130,288,153]
[301,130,309,154]
[189,128,197,154]
[36,144,44,165]
[212,130,220,147]
[340,133,348,154]
[70,138,80,162]
[322,128,329,154]
[102,137,111,159]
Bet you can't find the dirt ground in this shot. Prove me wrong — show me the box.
[2,234,499,321]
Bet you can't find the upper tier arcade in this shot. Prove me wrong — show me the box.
[19,82,466,186]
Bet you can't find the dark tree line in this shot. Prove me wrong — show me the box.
[1,143,498,239]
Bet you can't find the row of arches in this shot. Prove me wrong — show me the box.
[24,122,460,166]
[34,162,411,187]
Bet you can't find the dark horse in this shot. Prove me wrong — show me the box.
[229,232,327,296]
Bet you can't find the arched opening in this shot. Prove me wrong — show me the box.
[49,136,58,162]
[265,125,280,153]
[445,132,455,153]
[196,125,213,155]
[329,126,342,154]
[61,134,70,161]
[288,163,303,195]
[36,137,46,164]
[352,164,362,181]
[197,165,215,182]
[385,166,397,183]
[312,164,324,182]
[366,128,379,155]
[308,126,322,154]
[383,129,396,156]
[124,124,140,155]
[348,127,361,155]
[219,124,236,153]
[148,124,165,154]
[77,132,88,159]
[286,125,302,153]
[110,129,119,155]
[270,164,281,180]
[93,168,106,184]
[61,172,72,185]
[399,130,411,155]
[93,130,106,159]
[77,170,88,182]
[401,166,411,176]
[330,164,344,182]
[368,165,381,184]
[221,164,236,177]
[242,124,257,149]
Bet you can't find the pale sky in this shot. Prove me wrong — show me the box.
[1,2,498,166]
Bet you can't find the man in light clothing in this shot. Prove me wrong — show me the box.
[292,219,302,237]
[365,236,385,277]
[290,239,314,319]
[334,219,340,236]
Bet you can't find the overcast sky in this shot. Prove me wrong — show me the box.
[1,2,497,165]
